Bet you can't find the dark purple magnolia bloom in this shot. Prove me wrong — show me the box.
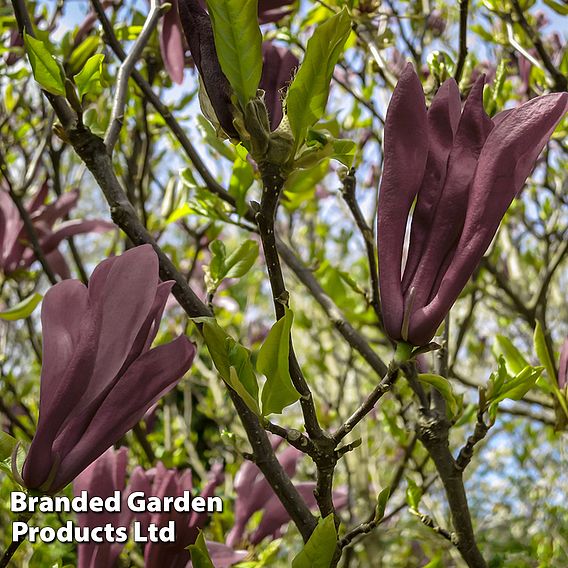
[378,64,568,346]
[0,184,114,279]
[257,0,295,23]
[158,1,294,84]
[260,42,298,129]
[177,0,239,138]
[158,0,186,84]
[426,9,446,37]
[74,447,132,568]
[21,245,196,493]
[226,441,347,546]
[175,1,296,136]
[130,462,245,568]
[559,339,568,390]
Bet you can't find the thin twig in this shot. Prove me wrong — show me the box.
[105,0,165,151]
[341,168,382,325]
[333,364,399,443]
[510,0,567,92]
[454,0,470,83]
[90,0,228,198]
[0,152,58,285]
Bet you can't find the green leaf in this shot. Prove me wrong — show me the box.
[493,335,529,376]
[286,9,351,153]
[0,293,42,321]
[374,486,391,522]
[201,319,260,415]
[417,373,460,419]
[228,151,255,215]
[73,53,105,100]
[207,0,263,107]
[187,532,214,568]
[543,0,568,15]
[331,139,357,167]
[24,32,65,95]
[258,307,301,416]
[534,320,557,384]
[68,35,100,74]
[0,432,16,462]
[224,240,259,279]
[292,514,337,568]
[205,239,259,293]
[406,477,422,511]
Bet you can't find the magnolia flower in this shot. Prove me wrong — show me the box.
[260,42,298,129]
[378,64,567,346]
[176,0,296,137]
[74,447,132,568]
[226,440,347,546]
[0,184,114,279]
[21,245,195,493]
[161,0,294,85]
[131,462,245,568]
[559,339,568,390]
[178,0,239,138]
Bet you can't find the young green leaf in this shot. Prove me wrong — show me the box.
[534,320,557,384]
[224,240,259,279]
[205,239,259,293]
[406,477,422,511]
[374,486,391,522]
[291,514,337,568]
[207,0,263,107]
[258,307,301,416]
[0,292,42,321]
[201,319,260,415]
[187,532,215,568]
[0,432,16,462]
[73,53,105,100]
[417,373,460,419]
[229,152,255,216]
[286,9,351,153]
[24,32,65,96]
[493,334,529,376]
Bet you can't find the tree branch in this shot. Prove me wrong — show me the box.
[510,0,567,92]
[454,0,470,83]
[105,0,165,151]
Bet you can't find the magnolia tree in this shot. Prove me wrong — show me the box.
[0,0,567,566]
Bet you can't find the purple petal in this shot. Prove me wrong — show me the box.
[52,336,195,491]
[83,245,160,405]
[21,219,115,267]
[23,281,98,489]
[45,249,71,279]
[26,183,49,214]
[160,0,185,84]
[260,42,298,129]
[189,463,224,532]
[258,0,294,23]
[558,338,568,390]
[178,0,238,138]
[32,189,79,227]
[405,75,494,316]
[377,63,428,340]
[250,483,347,544]
[74,447,131,568]
[408,92,568,345]
[402,78,461,292]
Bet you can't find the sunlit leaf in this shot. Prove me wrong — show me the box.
[0,293,42,321]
